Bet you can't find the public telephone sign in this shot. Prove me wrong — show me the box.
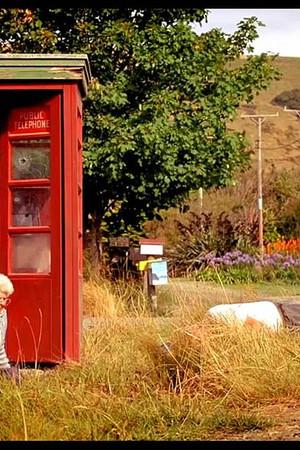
[9,107,50,133]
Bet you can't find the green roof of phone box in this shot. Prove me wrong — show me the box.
[0,54,91,97]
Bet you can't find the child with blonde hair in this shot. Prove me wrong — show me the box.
[0,274,20,383]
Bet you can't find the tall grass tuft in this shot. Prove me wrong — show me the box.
[151,319,300,404]
[3,278,300,439]
[83,275,149,318]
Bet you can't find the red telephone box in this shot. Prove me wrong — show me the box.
[0,54,91,364]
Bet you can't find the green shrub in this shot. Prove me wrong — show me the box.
[195,264,300,285]
[272,88,300,109]
[263,267,300,284]
[195,265,261,284]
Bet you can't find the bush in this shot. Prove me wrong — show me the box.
[272,88,300,109]
[167,212,258,276]
[146,166,300,279]
[193,251,300,284]
[195,265,261,284]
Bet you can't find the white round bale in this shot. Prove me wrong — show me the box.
[207,301,283,331]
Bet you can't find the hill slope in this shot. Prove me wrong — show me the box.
[233,56,300,170]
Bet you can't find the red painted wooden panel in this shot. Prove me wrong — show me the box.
[0,83,84,364]
[1,92,63,363]
[9,106,50,134]
[8,278,54,363]
[63,84,81,361]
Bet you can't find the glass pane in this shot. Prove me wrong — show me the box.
[12,139,50,179]
[12,187,50,226]
[11,234,51,273]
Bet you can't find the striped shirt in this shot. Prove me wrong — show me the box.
[0,309,10,369]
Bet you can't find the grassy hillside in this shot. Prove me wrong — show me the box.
[144,58,300,245]
[233,56,300,170]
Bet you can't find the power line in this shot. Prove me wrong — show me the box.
[284,106,300,118]
[252,137,300,151]
[261,108,300,157]
[243,107,300,150]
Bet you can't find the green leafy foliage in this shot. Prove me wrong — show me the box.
[151,166,300,275]
[167,211,258,276]
[196,265,260,284]
[0,9,280,244]
[195,264,300,285]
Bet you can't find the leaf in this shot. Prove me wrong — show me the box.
[0,8,280,236]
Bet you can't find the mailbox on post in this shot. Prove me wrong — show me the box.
[137,239,168,312]
[0,54,91,365]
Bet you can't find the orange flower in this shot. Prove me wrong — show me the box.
[265,237,300,256]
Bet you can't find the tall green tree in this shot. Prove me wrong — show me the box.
[0,8,280,259]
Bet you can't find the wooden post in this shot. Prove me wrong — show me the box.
[148,267,157,313]
[241,112,279,258]
[143,269,149,298]
[142,265,157,313]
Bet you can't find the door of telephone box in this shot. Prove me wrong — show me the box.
[0,92,62,364]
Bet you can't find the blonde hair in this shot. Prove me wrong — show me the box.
[0,274,14,296]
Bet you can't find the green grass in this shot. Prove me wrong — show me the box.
[3,276,300,440]
[1,321,276,440]
[163,279,300,312]
[229,281,300,297]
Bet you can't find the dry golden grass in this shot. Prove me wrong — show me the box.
[2,277,300,440]
[83,276,149,318]
[83,276,126,317]
[167,320,300,402]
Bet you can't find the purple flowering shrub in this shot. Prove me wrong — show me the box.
[195,250,300,268]
[167,206,300,282]
[194,251,300,284]
[167,211,258,276]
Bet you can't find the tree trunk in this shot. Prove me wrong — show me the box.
[83,213,106,276]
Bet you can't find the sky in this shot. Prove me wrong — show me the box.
[192,9,300,57]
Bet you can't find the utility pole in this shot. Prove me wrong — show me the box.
[198,187,203,211]
[283,105,300,118]
[241,113,279,257]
